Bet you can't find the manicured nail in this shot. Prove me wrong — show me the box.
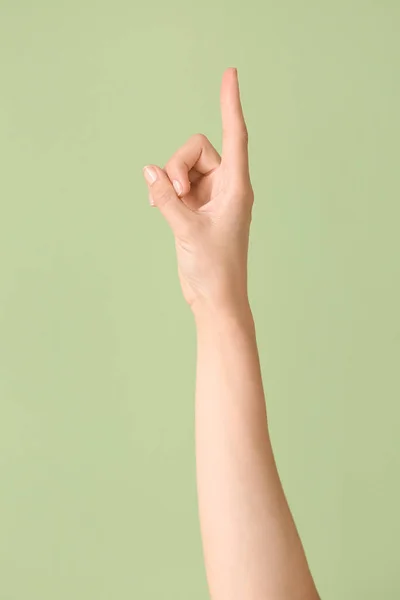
[143,166,157,185]
[173,179,183,196]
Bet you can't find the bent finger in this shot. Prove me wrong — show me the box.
[164,133,221,196]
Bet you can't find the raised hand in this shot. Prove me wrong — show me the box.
[142,68,254,317]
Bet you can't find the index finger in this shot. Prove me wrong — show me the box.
[220,67,249,175]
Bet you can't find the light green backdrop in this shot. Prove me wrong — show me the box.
[1,1,399,598]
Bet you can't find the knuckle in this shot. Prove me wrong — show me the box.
[191,132,209,146]
[164,156,178,173]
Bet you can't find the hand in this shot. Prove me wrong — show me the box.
[142,68,254,318]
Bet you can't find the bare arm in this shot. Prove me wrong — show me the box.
[194,301,319,600]
[143,67,320,600]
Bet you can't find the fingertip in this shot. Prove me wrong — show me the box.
[172,179,183,196]
[171,173,191,197]
[221,67,238,89]
[143,165,158,185]
[220,67,241,112]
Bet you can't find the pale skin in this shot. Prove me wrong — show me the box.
[143,68,320,600]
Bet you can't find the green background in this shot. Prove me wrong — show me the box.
[1,1,399,598]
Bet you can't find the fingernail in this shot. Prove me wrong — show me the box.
[173,179,183,196]
[148,192,155,207]
[143,166,157,185]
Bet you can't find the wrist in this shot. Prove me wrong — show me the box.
[192,294,255,332]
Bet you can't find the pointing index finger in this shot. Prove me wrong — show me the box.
[220,67,249,174]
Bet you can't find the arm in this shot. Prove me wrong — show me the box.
[194,301,319,600]
[143,67,320,599]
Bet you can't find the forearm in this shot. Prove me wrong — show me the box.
[194,300,319,600]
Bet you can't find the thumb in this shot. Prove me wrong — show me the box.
[143,165,194,234]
